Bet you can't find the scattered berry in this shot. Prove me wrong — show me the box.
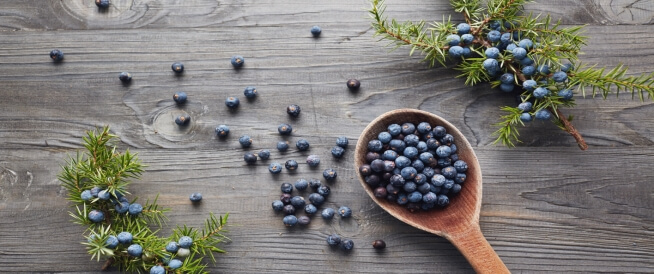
[308,193,325,206]
[338,206,352,218]
[286,104,301,117]
[326,234,341,246]
[118,72,132,82]
[174,114,190,126]
[49,49,64,62]
[296,139,310,151]
[95,0,110,8]
[339,239,354,251]
[231,55,244,68]
[189,192,202,202]
[323,168,337,181]
[243,86,257,98]
[173,91,187,104]
[310,26,322,37]
[535,109,552,120]
[317,185,330,197]
[225,97,240,108]
[269,163,283,174]
[290,196,306,208]
[283,215,298,226]
[258,149,270,160]
[150,265,165,274]
[309,179,322,189]
[285,160,298,171]
[282,204,295,215]
[331,146,345,158]
[80,190,92,201]
[244,152,257,164]
[306,155,320,167]
[171,62,184,73]
[321,208,335,219]
[372,239,386,249]
[304,204,317,215]
[97,189,110,200]
[346,79,360,90]
[295,179,309,190]
[272,200,284,211]
[215,125,230,137]
[277,141,289,152]
[238,135,252,148]
[278,123,292,135]
[297,216,311,226]
[281,183,293,193]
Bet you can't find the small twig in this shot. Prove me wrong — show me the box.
[550,107,588,150]
[101,257,114,271]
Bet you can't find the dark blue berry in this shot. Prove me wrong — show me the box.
[456,23,471,35]
[347,79,361,90]
[518,102,532,112]
[119,72,132,82]
[296,139,310,151]
[285,160,298,171]
[387,124,402,136]
[500,73,514,84]
[128,203,143,215]
[416,141,429,153]
[95,0,110,8]
[80,190,92,201]
[366,152,381,163]
[310,26,322,37]
[244,152,257,164]
[374,186,387,198]
[389,139,406,152]
[436,145,452,157]
[297,216,311,226]
[396,193,408,205]
[389,174,405,187]
[453,160,468,172]
[278,123,292,135]
[338,206,352,218]
[485,47,500,59]
[455,173,467,184]
[290,196,306,208]
[552,71,568,82]
[407,191,422,203]
[272,200,284,211]
[127,244,143,257]
[282,204,295,215]
[559,89,573,100]
[436,195,450,207]
[231,55,244,68]
[88,210,104,223]
[512,47,527,60]
[403,181,417,193]
[306,155,320,167]
[403,147,418,159]
[442,166,457,179]
[225,97,240,108]
[238,135,252,148]
[368,139,383,152]
[283,215,298,227]
[331,146,345,158]
[50,49,64,62]
[382,150,399,161]
[309,193,325,206]
[403,134,420,147]
[294,179,309,191]
[189,192,202,202]
[322,208,335,219]
[440,134,454,145]
[394,156,411,169]
[287,104,301,117]
[401,123,415,135]
[258,149,270,160]
[243,86,257,98]
[538,64,551,75]
[171,62,184,73]
[461,34,474,44]
[173,92,187,104]
[340,239,354,251]
[432,174,446,187]
[175,114,190,126]
[518,39,533,49]
[277,141,289,152]
[280,193,292,204]
[400,167,417,180]
[327,234,341,246]
[487,30,501,42]
[305,204,317,215]
[359,164,372,176]
[561,63,574,72]
[446,34,461,46]
[422,192,437,203]
[432,126,446,138]
[520,113,532,122]
[268,163,283,174]
[215,125,229,137]
[419,152,436,166]
[449,46,464,58]
[317,185,331,197]
[309,178,322,189]
[535,109,551,120]
[336,136,349,148]
[323,168,337,181]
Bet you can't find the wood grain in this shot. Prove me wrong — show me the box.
[1,0,653,273]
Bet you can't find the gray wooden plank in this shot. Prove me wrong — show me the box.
[1,0,654,273]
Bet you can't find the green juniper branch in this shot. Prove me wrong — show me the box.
[59,126,229,273]
[369,0,654,149]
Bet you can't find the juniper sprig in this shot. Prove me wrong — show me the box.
[369,0,654,150]
[59,126,228,273]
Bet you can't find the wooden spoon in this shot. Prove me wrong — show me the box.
[354,109,509,274]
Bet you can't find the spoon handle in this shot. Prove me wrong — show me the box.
[448,224,509,274]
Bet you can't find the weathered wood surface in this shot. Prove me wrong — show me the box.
[1,0,653,273]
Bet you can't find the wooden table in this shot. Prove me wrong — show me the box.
[1,1,653,273]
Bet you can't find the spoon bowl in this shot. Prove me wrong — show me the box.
[354,109,509,274]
